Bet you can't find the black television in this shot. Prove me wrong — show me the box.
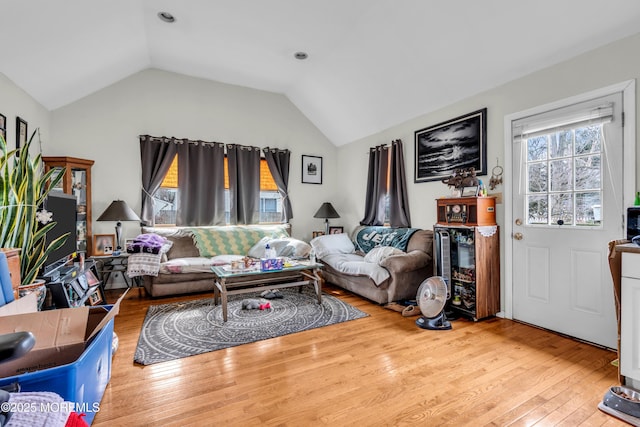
[41,192,78,278]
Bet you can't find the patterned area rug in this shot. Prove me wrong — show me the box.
[134,287,369,365]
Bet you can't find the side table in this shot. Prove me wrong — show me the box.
[90,253,140,289]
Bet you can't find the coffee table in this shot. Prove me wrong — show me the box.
[211,262,322,322]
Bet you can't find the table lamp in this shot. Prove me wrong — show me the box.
[97,200,141,252]
[314,202,340,235]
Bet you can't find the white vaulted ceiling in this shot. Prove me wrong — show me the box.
[2,0,640,145]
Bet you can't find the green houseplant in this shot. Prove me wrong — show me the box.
[0,130,68,286]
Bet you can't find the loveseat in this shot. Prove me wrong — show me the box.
[136,224,310,297]
[310,226,434,304]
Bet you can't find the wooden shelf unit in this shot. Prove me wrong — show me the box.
[42,157,95,255]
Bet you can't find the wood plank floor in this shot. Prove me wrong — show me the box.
[92,285,626,426]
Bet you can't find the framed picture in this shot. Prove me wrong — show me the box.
[461,186,479,197]
[312,231,325,238]
[302,155,322,184]
[87,288,104,306]
[16,117,27,151]
[93,234,115,256]
[0,114,6,141]
[329,226,344,234]
[414,108,487,183]
[125,238,135,250]
[85,268,100,286]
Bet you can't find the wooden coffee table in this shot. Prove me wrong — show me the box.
[211,262,322,322]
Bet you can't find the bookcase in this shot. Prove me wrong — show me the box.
[42,157,95,255]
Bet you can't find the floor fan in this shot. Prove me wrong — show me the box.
[415,276,451,330]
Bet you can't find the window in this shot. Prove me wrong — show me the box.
[525,124,604,227]
[153,155,282,225]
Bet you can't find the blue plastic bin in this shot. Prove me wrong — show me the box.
[0,314,114,425]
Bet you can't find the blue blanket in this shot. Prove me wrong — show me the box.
[355,227,419,253]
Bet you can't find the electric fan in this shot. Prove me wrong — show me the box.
[415,276,451,330]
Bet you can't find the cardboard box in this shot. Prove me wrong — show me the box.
[0,290,126,377]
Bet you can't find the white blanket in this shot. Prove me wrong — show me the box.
[321,253,390,286]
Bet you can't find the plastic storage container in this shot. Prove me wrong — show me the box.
[0,316,114,425]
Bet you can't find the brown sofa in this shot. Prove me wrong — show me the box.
[138,224,294,297]
[311,226,434,304]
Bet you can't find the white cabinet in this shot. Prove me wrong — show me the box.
[621,251,640,388]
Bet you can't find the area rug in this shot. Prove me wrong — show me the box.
[134,287,369,365]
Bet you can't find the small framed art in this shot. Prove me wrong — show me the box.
[93,234,115,256]
[16,117,27,151]
[88,288,104,306]
[461,186,479,197]
[0,114,6,141]
[302,155,322,184]
[329,226,344,234]
[312,231,325,238]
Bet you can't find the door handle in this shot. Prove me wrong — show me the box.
[515,218,522,226]
[513,232,523,240]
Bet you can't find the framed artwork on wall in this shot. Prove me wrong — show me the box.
[414,108,487,183]
[0,114,6,141]
[16,116,27,151]
[302,155,322,184]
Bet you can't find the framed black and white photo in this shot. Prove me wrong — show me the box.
[414,108,487,183]
[302,155,322,184]
[16,116,27,151]
[0,114,6,142]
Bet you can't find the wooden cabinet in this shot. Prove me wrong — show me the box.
[42,157,94,255]
[434,224,500,320]
[621,250,640,389]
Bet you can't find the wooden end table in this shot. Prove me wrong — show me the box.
[211,262,322,322]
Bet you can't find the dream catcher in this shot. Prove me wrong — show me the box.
[489,161,503,190]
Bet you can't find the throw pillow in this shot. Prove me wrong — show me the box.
[310,233,355,259]
[363,246,404,265]
[247,237,312,258]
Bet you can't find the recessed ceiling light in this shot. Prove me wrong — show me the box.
[294,52,308,60]
[158,12,176,23]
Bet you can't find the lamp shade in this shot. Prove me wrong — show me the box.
[97,200,140,222]
[314,203,340,219]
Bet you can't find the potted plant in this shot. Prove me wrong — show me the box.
[0,130,68,287]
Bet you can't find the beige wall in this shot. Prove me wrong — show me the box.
[0,73,51,157]
[48,69,337,241]
[337,32,640,233]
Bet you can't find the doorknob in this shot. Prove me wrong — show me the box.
[515,218,522,226]
[513,232,523,240]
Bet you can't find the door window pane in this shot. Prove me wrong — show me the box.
[525,124,603,227]
[549,130,573,158]
[549,159,572,191]
[527,136,548,161]
[528,163,547,192]
[527,195,548,224]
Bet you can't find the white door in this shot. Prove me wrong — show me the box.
[511,92,623,349]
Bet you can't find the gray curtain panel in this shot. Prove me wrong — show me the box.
[360,144,389,226]
[139,135,178,226]
[388,139,411,227]
[227,144,261,225]
[176,140,226,226]
[263,147,293,222]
